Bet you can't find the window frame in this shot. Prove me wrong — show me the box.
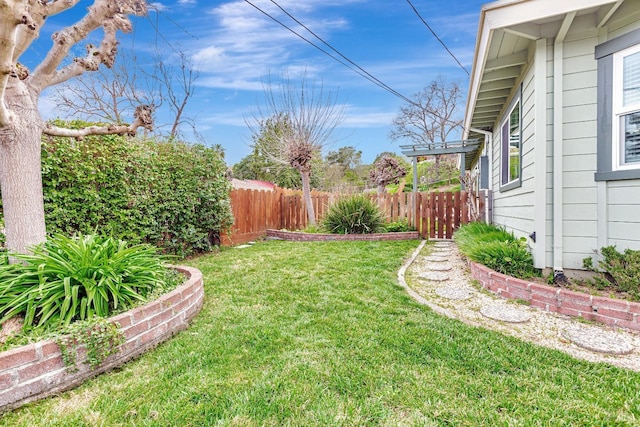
[499,85,523,192]
[595,27,640,182]
[612,43,640,171]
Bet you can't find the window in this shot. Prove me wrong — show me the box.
[595,28,640,181]
[612,44,640,169]
[500,88,522,190]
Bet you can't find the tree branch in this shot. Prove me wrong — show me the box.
[30,0,147,92]
[43,105,153,138]
[13,0,84,63]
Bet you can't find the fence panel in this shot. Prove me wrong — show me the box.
[224,188,485,245]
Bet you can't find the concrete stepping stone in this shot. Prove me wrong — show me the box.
[435,286,472,300]
[424,263,453,272]
[424,255,449,262]
[434,243,453,249]
[236,244,252,249]
[419,271,450,282]
[480,304,531,323]
[432,251,453,257]
[561,325,635,355]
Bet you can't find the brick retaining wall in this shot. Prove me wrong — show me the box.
[266,229,420,242]
[468,262,640,331]
[0,265,204,413]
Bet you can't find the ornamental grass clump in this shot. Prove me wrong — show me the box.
[0,234,171,329]
[322,195,385,234]
[454,222,539,279]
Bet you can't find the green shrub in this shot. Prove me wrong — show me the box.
[383,220,412,233]
[583,246,640,299]
[323,195,385,234]
[0,234,171,329]
[38,121,233,256]
[454,223,539,279]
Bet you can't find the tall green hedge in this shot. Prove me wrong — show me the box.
[35,121,233,256]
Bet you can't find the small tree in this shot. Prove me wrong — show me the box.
[370,156,407,194]
[389,76,463,181]
[248,74,345,226]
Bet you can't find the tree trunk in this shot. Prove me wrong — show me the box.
[300,169,316,226]
[0,86,47,255]
[377,183,386,194]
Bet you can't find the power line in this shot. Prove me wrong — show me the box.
[405,0,470,77]
[266,0,417,106]
[243,0,419,107]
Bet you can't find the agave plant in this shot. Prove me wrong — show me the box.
[322,195,385,234]
[0,234,169,329]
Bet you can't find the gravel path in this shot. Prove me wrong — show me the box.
[399,240,640,371]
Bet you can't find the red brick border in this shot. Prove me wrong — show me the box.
[468,261,640,331]
[266,229,420,242]
[0,265,204,413]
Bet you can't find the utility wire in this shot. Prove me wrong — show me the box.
[405,0,470,77]
[266,0,417,106]
[243,0,419,107]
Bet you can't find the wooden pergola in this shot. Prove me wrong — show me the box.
[399,139,481,191]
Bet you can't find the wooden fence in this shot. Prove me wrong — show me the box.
[223,188,486,246]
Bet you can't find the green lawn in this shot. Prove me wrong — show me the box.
[2,240,639,426]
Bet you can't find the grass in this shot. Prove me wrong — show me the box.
[2,240,640,426]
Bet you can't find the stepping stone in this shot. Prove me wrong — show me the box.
[432,251,453,257]
[424,256,449,262]
[419,271,450,282]
[236,244,252,249]
[434,243,453,248]
[480,304,531,323]
[424,263,453,272]
[561,325,635,355]
[435,286,472,300]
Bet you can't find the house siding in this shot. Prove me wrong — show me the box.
[601,7,640,253]
[560,23,600,269]
[491,64,536,243]
[470,0,640,272]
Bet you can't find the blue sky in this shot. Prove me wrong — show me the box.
[33,0,487,166]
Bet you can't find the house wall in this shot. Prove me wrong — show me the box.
[489,6,640,270]
[601,5,640,251]
[559,18,600,269]
[489,60,537,248]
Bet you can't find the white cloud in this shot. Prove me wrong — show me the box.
[186,0,359,92]
[148,2,167,12]
[341,106,396,128]
[178,0,196,5]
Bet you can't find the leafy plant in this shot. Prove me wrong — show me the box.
[322,195,385,234]
[38,122,234,256]
[583,246,640,299]
[54,317,124,371]
[383,220,412,233]
[454,223,539,279]
[0,234,170,329]
[302,225,324,234]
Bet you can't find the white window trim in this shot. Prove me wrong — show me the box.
[500,89,522,191]
[612,43,640,171]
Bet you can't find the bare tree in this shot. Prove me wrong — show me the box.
[0,0,151,255]
[370,155,407,194]
[154,51,199,140]
[389,76,463,178]
[249,74,345,226]
[54,51,158,124]
[54,48,198,140]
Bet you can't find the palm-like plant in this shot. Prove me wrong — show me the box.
[0,234,169,329]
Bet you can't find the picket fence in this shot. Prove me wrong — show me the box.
[222,188,485,246]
